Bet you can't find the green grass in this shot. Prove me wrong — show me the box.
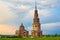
[0,37,60,40]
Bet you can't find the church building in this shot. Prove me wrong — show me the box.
[15,24,28,38]
[31,2,42,37]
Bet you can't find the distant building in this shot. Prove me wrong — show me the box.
[15,24,28,38]
[31,2,42,37]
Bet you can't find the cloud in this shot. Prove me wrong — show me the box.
[19,0,35,3]
[39,10,52,17]
[0,1,18,22]
[0,0,60,35]
[18,5,30,10]
[40,0,49,5]
[21,9,31,20]
[42,22,60,34]
[0,24,16,35]
[27,26,32,35]
[1,0,57,9]
[39,0,57,9]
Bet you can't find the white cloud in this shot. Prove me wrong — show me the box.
[41,22,60,34]
[0,1,18,22]
[19,5,29,10]
[42,22,60,30]
[40,0,49,5]
[39,0,57,8]
[27,26,32,35]
[0,24,16,35]
[19,0,35,3]
[39,10,52,17]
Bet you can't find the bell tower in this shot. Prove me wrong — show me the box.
[31,0,42,37]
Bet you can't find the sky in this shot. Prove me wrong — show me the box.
[0,0,60,35]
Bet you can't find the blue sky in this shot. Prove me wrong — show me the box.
[0,0,60,35]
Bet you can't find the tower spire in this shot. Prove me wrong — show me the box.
[35,0,37,10]
[21,23,23,26]
[34,0,38,18]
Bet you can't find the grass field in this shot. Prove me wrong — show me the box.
[0,37,60,40]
